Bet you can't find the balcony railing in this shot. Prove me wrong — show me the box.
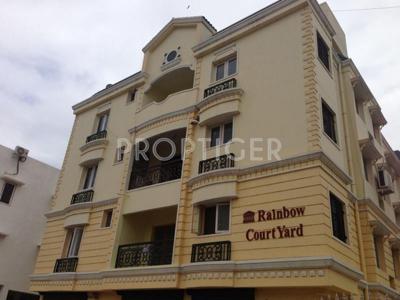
[191,241,231,263]
[86,130,107,143]
[129,159,182,189]
[71,189,94,205]
[115,240,174,268]
[198,154,235,174]
[204,78,237,98]
[54,257,78,273]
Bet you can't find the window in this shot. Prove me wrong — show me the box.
[374,234,385,270]
[201,202,230,235]
[116,145,126,162]
[128,89,137,103]
[101,210,113,228]
[0,182,15,204]
[363,157,370,182]
[65,227,84,258]
[330,193,347,243]
[322,100,337,143]
[317,32,330,71]
[214,56,237,81]
[209,121,233,147]
[392,248,400,278]
[97,113,109,133]
[82,165,97,190]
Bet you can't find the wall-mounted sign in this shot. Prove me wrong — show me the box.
[243,206,305,241]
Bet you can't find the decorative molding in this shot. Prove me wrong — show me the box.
[302,5,321,152]
[45,197,118,219]
[367,282,400,300]
[198,88,243,110]
[193,0,306,54]
[129,106,196,134]
[187,151,352,188]
[79,139,108,153]
[143,17,216,53]
[31,257,362,290]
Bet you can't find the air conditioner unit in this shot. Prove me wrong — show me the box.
[377,168,394,195]
[14,146,29,162]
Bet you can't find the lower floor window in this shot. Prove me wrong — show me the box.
[65,227,84,258]
[200,202,230,235]
[329,193,347,243]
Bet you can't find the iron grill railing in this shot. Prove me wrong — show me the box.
[203,78,237,98]
[71,189,94,205]
[86,130,107,143]
[191,241,231,263]
[198,154,235,174]
[129,159,182,189]
[115,240,174,268]
[54,257,78,273]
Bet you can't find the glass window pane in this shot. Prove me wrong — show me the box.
[97,114,108,132]
[228,58,237,75]
[217,203,230,232]
[0,183,15,204]
[68,227,83,257]
[210,126,221,147]
[203,206,216,235]
[216,63,224,81]
[223,122,233,144]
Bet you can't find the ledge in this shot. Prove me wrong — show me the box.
[0,174,25,186]
[30,257,362,290]
[80,139,108,153]
[45,198,118,219]
[188,151,352,189]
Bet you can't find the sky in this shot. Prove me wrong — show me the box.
[0,0,399,168]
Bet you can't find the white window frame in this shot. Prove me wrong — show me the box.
[201,202,231,235]
[209,121,233,148]
[214,56,237,82]
[101,210,113,228]
[115,145,126,163]
[96,113,109,133]
[215,202,230,233]
[82,165,98,190]
[67,227,84,258]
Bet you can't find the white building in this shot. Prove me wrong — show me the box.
[0,145,59,300]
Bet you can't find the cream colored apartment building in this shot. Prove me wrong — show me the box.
[30,0,400,299]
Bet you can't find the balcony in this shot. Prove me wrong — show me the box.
[204,78,237,98]
[191,241,231,263]
[198,154,235,174]
[71,190,94,205]
[199,78,243,126]
[129,159,182,189]
[115,240,173,268]
[128,128,185,190]
[54,257,78,273]
[86,130,107,143]
[116,206,177,267]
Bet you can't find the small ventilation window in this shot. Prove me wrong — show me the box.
[166,50,177,62]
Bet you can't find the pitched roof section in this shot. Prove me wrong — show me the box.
[142,16,217,53]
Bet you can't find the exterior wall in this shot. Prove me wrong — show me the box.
[0,145,59,300]
[30,0,400,299]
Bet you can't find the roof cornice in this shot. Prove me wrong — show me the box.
[72,71,146,113]
[193,0,335,55]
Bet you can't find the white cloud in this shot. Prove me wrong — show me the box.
[0,0,399,167]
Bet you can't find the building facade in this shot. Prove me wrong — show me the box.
[0,145,59,300]
[30,1,400,299]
